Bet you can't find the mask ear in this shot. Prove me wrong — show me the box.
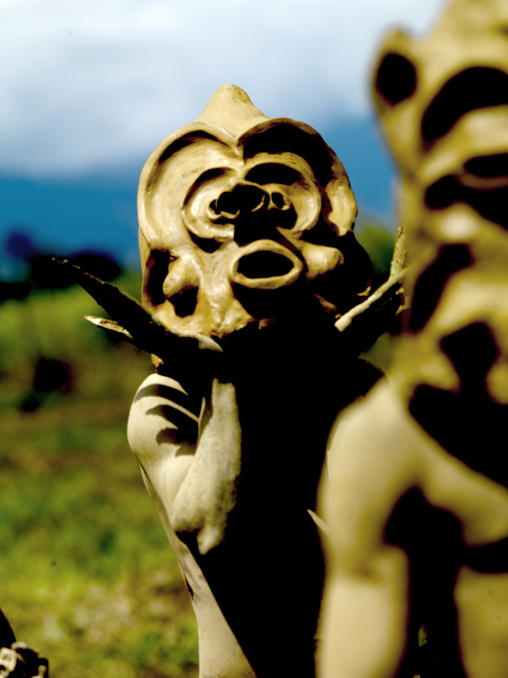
[373,32,417,108]
[325,174,358,237]
[312,153,373,313]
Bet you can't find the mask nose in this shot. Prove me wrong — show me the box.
[213,183,267,219]
[210,183,293,244]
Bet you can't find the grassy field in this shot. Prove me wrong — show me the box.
[0,276,199,678]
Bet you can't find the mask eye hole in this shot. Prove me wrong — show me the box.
[215,191,240,218]
[422,67,508,147]
[209,199,221,216]
[464,153,508,178]
[208,196,239,223]
[245,163,301,186]
[375,52,417,105]
[271,191,289,210]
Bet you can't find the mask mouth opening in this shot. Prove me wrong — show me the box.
[230,241,304,290]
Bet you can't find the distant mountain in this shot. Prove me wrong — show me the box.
[0,165,142,271]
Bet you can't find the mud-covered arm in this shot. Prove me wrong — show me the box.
[0,643,49,677]
[318,377,508,678]
[318,383,418,678]
[128,370,242,556]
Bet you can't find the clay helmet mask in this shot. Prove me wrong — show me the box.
[138,85,373,338]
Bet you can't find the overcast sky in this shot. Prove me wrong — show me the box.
[1,0,446,179]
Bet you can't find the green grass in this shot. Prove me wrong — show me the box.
[0,279,199,677]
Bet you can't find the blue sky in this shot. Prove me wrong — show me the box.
[0,0,446,273]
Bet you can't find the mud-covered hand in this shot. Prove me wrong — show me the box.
[0,643,49,678]
[128,367,242,556]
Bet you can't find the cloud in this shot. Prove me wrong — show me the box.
[0,0,446,177]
